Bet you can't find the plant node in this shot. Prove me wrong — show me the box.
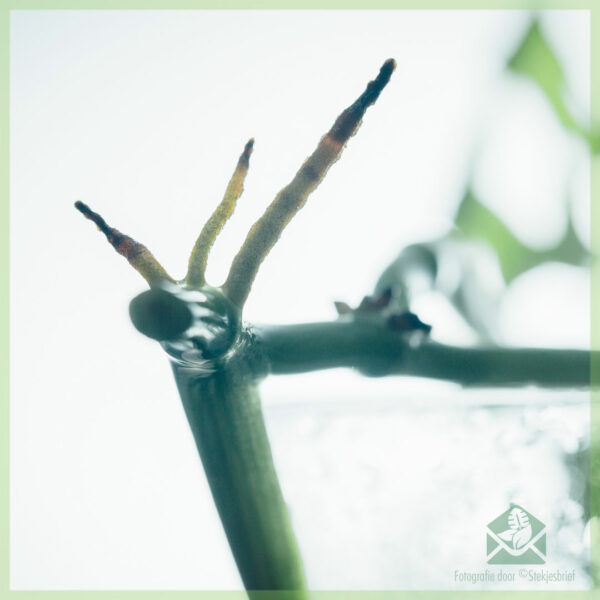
[75,59,398,358]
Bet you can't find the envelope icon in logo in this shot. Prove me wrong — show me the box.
[486,505,546,564]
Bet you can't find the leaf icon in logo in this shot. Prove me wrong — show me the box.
[503,507,532,550]
[497,529,516,542]
[508,507,530,530]
[513,524,532,549]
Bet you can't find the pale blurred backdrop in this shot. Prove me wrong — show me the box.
[10,9,591,590]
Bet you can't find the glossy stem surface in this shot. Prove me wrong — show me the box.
[172,355,307,598]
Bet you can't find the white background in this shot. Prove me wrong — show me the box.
[11,10,590,590]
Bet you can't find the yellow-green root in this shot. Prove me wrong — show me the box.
[186,139,254,288]
[223,59,396,309]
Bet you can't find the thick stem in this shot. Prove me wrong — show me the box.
[172,353,307,597]
[257,320,595,387]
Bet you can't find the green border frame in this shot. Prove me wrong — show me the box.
[3,2,597,598]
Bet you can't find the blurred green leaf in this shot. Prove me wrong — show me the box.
[507,19,598,151]
[376,22,594,342]
[454,188,588,283]
[374,188,588,342]
[508,20,564,107]
[375,188,588,342]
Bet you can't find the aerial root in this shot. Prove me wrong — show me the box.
[74,200,174,286]
[186,138,255,288]
[222,59,396,309]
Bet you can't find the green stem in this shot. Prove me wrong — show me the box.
[257,320,595,387]
[171,352,307,597]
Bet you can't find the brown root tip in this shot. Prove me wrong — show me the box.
[383,58,397,76]
[75,200,129,251]
[75,200,174,285]
[239,138,255,167]
[223,61,396,309]
[75,200,112,237]
[358,58,396,109]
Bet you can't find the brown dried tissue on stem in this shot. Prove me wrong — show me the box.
[222,59,397,309]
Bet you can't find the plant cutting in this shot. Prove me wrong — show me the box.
[75,58,595,596]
